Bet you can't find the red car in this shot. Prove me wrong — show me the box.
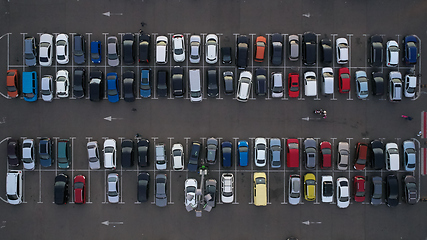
[74,175,86,204]
[320,141,332,168]
[338,67,350,93]
[354,142,368,170]
[288,73,299,98]
[6,69,19,98]
[254,36,266,62]
[353,176,365,202]
[286,139,299,167]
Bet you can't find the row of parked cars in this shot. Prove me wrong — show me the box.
[22,33,418,68]
[7,137,416,172]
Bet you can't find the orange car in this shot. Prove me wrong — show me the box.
[254,36,266,62]
[6,69,18,98]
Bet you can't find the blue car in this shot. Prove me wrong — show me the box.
[107,72,119,102]
[91,41,101,64]
[140,69,151,98]
[222,141,232,168]
[238,140,249,166]
[22,71,37,102]
[404,35,417,65]
[39,138,52,167]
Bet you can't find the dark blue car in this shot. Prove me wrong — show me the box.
[107,72,119,103]
[222,141,232,168]
[238,140,249,166]
[91,41,101,64]
[140,69,151,98]
[404,35,417,65]
[39,138,52,167]
[188,142,201,172]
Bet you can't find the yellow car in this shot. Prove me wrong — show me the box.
[253,172,267,206]
[304,173,316,201]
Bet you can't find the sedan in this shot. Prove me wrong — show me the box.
[188,142,201,172]
[56,34,69,64]
[87,141,100,170]
[90,41,102,64]
[107,36,120,66]
[353,176,365,202]
[321,175,333,203]
[403,140,416,171]
[371,176,382,206]
[355,70,369,99]
[123,70,135,102]
[403,175,417,204]
[271,33,283,65]
[288,35,299,61]
[238,140,249,167]
[189,35,201,63]
[271,72,283,98]
[155,174,167,207]
[206,137,218,164]
[404,74,416,98]
[121,139,134,167]
[404,35,417,65]
[320,141,332,168]
[221,173,234,203]
[172,34,185,62]
[386,40,399,67]
[172,143,184,171]
[207,69,218,97]
[221,47,232,64]
[223,71,234,95]
[39,33,53,66]
[269,138,281,168]
[6,69,19,98]
[73,69,85,98]
[236,35,249,69]
[304,138,316,169]
[236,71,252,102]
[56,70,69,98]
[370,35,383,67]
[320,38,332,64]
[205,179,217,207]
[354,142,368,170]
[107,173,119,203]
[138,33,151,63]
[74,175,86,204]
[370,139,385,169]
[337,142,349,170]
[122,33,135,65]
[289,174,301,205]
[304,173,316,201]
[137,172,149,202]
[336,38,349,64]
[155,144,167,170]
[156,70,168,98]
[386,174,398,207]
[22,139,35,170]
[185,178,197,210]
[7,139,20,167]
[371,72,384,96]
[254,36,266,62]
[255,68,267,96]
[106,72,119,103]
[137,139,149,167]
[39,137,52,167]
[288,73,299,98]
[286,139,299,168]
[336,177,350,208]
[205,34,218,64]
[73,34,85,64]
[140,69,151,98]
[172,66,184,97]
[385,143,399,171]
[303,32,317,65]
[338,67,350,93]
[103,139,117,169]
[222,141,232,168]
[254,138,267,167]
[54,173,69,205]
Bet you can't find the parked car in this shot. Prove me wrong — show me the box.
[321,175,333,203]
[336,38,349,64]
[389,71,402,102]
[253,172,267,206]
[123,70,135,102]
[172,34,185,62]
[7,139,20,167]
[370,140,385,169]
[107,173,119,203]
[55,70,69,98]
[57,139,70,169]
[321,67,334,95]
[271,33,283,65]
[222,141,232,168]
[155,173,167,207]
[221,173,234,203]
[353,176,365,202]
[304,173,316,201]
[73,69,85,98]
[336,177,350,208]
[255,68,267,96]
[73,34,86,64]
[103,139,117,169]
[289,174,301,205]
[385,142,399,171]
[354,143,368,170]
[302,32,316,65]
[236,71,252,102]
[39,33,53,66]
[54,173,69,205]
[87,141,100,170]
[255,138,267,167]
[386,40,399,67]
[24,37,37,66]
[286,139,299,168]
[122,33,135,65]
[89,70,103,101]
[238,140,249,167]
[337,142,349,170]
[371,72,384,96]
[221,47,232,64]
[385,175,399,207]
[74,175,86,204]
[304,71,317,97]
[254,36,266,62]
[338,67,350,93]
[188,142,201,172]
[206,138,218,164]
[288,35,299,61]
[269,138,281,168]
[403,140,416,171]
[6,170,23,205]
[137,172,149,202]
[271,72,283,98]
[404,74,416,98]
[106,72,119,102]
[22,71,37,102]
[371,176,382,206]
[172,67,184,98]
[205,179,217,207]
[138,33,151,63]
[223,71,234,95]
[90,41,102,64]
[320,141,332,168]
[304,138,316,169]
[56,34,69,64]
[107,36,120,66]
[206,34,218,64]
[403,35,417,65]
[403,175,417,204]
[6,69,19,98]
[207,69,218,97]
[355,70,369,99]
[41,75,53,101]
[172,143,184,171]
[370,35,383,67]
[236,35,249,69]
[39,137,53,167]
[140,69,151,98]
[156,36,168,64]
[155,143,167,170]
[189,35,201,64]
[288,73,299,98]
[121,139,134,167]
[320,38,332,64]
[137,139,149,167]
[157,70,168,97]
[185,178,197,209]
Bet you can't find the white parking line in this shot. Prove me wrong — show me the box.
[266,33,272,100]
[232,137,239,205]
[167,137,174,204]
[281,137,287,205]
[151,137,158,205]
[85,137,93,204]
[184,137,190,179]
[70,137,76,203]
[85,33,92,100]
[102,33,109,99]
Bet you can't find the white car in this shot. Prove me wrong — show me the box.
[189,35,201,63]
[221,173,234,203]
[172,34,185,62]
[288,174,301,205]
[304,71,317,96]
[56,34,69,64]
[55,70,69,98]
[184,178,197,209]
[107,173,119,203]
[321,67,334,95]
[271,72,284,98]
[87,141,100,170]
[236,71,252,102]
[205,34,218,64]
[336,177,350,208]
[103,139,117,169]
[6,170,23,205]
[22,139,35,170]
[156,36,168,64]
[385,142,399,171]
[155,144,167,170]
[404,74,416,98]
[336,38,349,64]
[386,40,399,67]
[41,75,53,102]
[172,143,184,171]
[321,175,334,203]
[355,70,369,99]
[39,33,53,66]
[254,138,267,167]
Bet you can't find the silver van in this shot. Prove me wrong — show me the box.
[6,170,23,205]
[389,71,402,102]
[189,69,202,102]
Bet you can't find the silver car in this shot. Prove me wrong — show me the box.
[205,34,218,64]
[403,140,416,171]
[271,72,283,98]
[107,173,119,203]
[155,144,167,170]
[288,35,299,61]
[288,174,301,205]
[355,70,369,99]
[41,75,53,102]
[304,138,316,169]
[337,142,349,170]
[22,139,35,170]
[155,174,167,207]
[206,138,218,164]
[87,141,100,170]
[371,176,382,206]
[107,36,120,66]
[269,138,282,168]
[189,35,201,63]
[221,173,234,203]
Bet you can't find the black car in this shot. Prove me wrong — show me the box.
[403,175,417,204]
[271,33,283,66]
[137,172,149,202]
[207,69,218,97]
[171,66,184,98]
[54,173,69,205]
[386,175,399,207]
[370,140,385,169]
[320,38,332,64]
[123,70,135,102]
[139,33,151,63]
[89,71,103,102]
[73,34,86,64]
[123,33,135,65]
[157,70,168,97]
[121,139,134,167]
[223,71,234,95]
[7,139,20,167]
[255,68,267,96]
[188,142,201,172]
[371,72,384,96]
[221,47,232,64]
[370,35,383,67]
[302,32,317,65]
[73,68,85,98]
[137,139,149,167]
[205,179,217,208]
[236,36,249,69]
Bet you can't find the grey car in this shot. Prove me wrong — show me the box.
[206,138,218,164]
[107,36,120,66]
[24,37,37,66]
[338,142,349,170]
[87,141,100,169]
[403,140,416,171]
[355,70,369,99]
[73,34,86,64]
[371,176,382,206]
[288,35,299,61]
[189,35,201,64]
[205,179,217,207]
[155,174,167,207]
[269,138,282,168]
[403,175,417,204]
[304,138,316,169]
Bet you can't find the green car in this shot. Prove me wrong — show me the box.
[57,139,71,168]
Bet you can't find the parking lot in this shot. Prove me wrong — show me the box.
[1,0,427,239]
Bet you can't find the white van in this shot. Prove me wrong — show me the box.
[189,69,202,102]
[156,36,168,64]
[321,67,334,95]
[6,170,23,205]
[304,71,317,96]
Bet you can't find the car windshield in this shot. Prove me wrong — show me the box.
[91,52,99,59]
[75,182,84,189]
[108,89,118,96]
[388,148,398,154]
[25,93,35,98]
[306,180,315,185]
[174,48,183,55]
[191,91,201,98]
[223,192,232,197]
[239,146,248,152]
[323,183,333,196]
[339,196,349,202]
[322,148,331,155]
[341,73,349,79]
[255,177,265,184]
[105,147,114,153]
[41,89,51,95]
[138,146,148,153]
[186,186,196,193]
[173,149,181,156]
[223,147,231,154]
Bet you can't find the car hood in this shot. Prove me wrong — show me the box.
[156,197,167,207]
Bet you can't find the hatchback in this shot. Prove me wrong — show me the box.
[140,69,151,98]
[271,33,283,65]
[221,47,232,64]
[255,68,267,96]
[254,36,266,62]
[206,138,218,164]
[138,172,150,202]
[320,141,332,168]
[172,67,184,97]
[73,175,86,204]
[56,34,69,64]
[403,175,417,204]
[206,34,218,64]
[223,71,234,95]
[304,173,316,201]
[289,174,301,205]
[338,67,350,93]
[271,72,283,98]
[353,176,365,202]
[221,173,234,203]
[107,173,119,203]
[39,137,52,167]
[354,143,368,170]
[371,72,384,96]
[172,34,185,62]
[41,75,53,102]
[6,69,19,98]
[238,140,249,167]
[106,72,119,102]
[24,37,37,66]
[87,141,100,170]
[89,70,103,101]
[138,33,151,63]
[7,139,20,167]
[222,141,232,168]
[90,41,102,64]
[107,36,120,66]
[73,69,85,98]
[404,74,416,98]
[57,139,70,169]
[123,70,135,102]
[304,138,316,169]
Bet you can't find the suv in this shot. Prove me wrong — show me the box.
[221,173,234,203]
[39,138,53,167]
[389,71,402,102]
[188,142,201,172]
[302,32,317,65]
[6,170,23,205]
[24,37,37,66]
[236,35,249,69]
[155,144,167,170]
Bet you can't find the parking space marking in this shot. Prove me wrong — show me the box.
[201,33,207,100]
[249,33,256,100]
[85,33,92,100]
[232,137,239,204]
[265,137,271,205]
[216,137,223,204]
[70,137,76,203]
[266,34,272,100]
[314,137,320,205]
[281,137,287,205]
[85,137,93,204]
[118,33,125,100]
[282,34,289,101]
[330,137,337,204]
[151,137,158,205]
[20,33,26,73]
[184,137,190,179]
[168,33,174,100]
[167,137,174,204]
[248,138,255,204]
[298,34,305,101]
[151,33,158,99]
[216,33,224,100]
[233,33,240,101]
[118,137,125,204]
[102,33,109,99]
[330,34,337,101]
